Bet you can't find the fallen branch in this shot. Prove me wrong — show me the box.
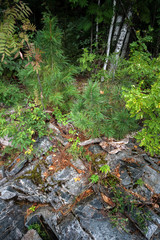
[79,138,102,146]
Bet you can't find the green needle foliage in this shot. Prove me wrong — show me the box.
[18,13,78,111]
[71,80,138,139]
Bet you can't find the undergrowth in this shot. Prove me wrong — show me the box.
[71,80,139,139]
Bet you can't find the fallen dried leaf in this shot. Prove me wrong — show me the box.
[122,158,136,163]
[101,193,115,207]
[74,177,80,182]
[114,165,120,178]
[49,166,55,171]
[43,172,48,177]
[153,203,159,208]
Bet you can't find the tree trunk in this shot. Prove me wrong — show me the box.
[101,0,116,81]
[112,15,123,43]
[114,11,132,58]
[121,28,131,58]
[109,10,132,77]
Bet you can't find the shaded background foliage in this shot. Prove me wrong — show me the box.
[0,0,160,154]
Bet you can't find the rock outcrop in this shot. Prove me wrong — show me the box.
[0,127,160,240]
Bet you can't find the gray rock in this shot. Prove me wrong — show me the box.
[0,166,6,179]
[0,177,7,186]
[89,144,104,154]
[6,156,28,177]
[0,189,17,200]
[120,167,132,187]
[55,134,68,146]
[13,179,38,194]
[75,201,136,240]
[143,165,160,194]
[70,158,86,170]
[63,177,86,196]
[55,213,91,240]
[0,199,28,240]
[145,223,158,240]
[52,167,73,181]
[45,155,53,165]
[133,185,151,201]
[127,165,143,182]
[25,214,59,240]
[34,136,53,155]
[143,154,160,171]
[21,229,42,240]
[48,123,61,133]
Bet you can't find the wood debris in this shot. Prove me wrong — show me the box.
[79,138,102,146]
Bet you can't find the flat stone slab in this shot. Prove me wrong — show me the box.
[0,189,17,200]
[21,230,42,240]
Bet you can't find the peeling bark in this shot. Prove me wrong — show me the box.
[109,10,132,74]
[114,11,132,58]
[112,15,123,43]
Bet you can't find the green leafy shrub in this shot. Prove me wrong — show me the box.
[79,48,96,72]
[123,77,160,156]
[0,80,24,106]
[90,174,99,183]
[108,32,160,89]
[71,81,138,139]
[0,103,50,151]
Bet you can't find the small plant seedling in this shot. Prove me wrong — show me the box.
[90,174,99,183]
[69,129,77,135]
[48,146,53,152]
[29,205,36,212]
[135,178,144,186]
[86,154,92,162]
[100,164,111,174]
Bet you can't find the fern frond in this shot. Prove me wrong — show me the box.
[0,1,34,60]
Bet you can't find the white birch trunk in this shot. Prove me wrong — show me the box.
[114,11,132,59]
[96,0,100,49]
[101,0,116,81]
[103,0,116,71]
[121,28,131,58]
[112,15,123,43]
[109,10,132,77]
